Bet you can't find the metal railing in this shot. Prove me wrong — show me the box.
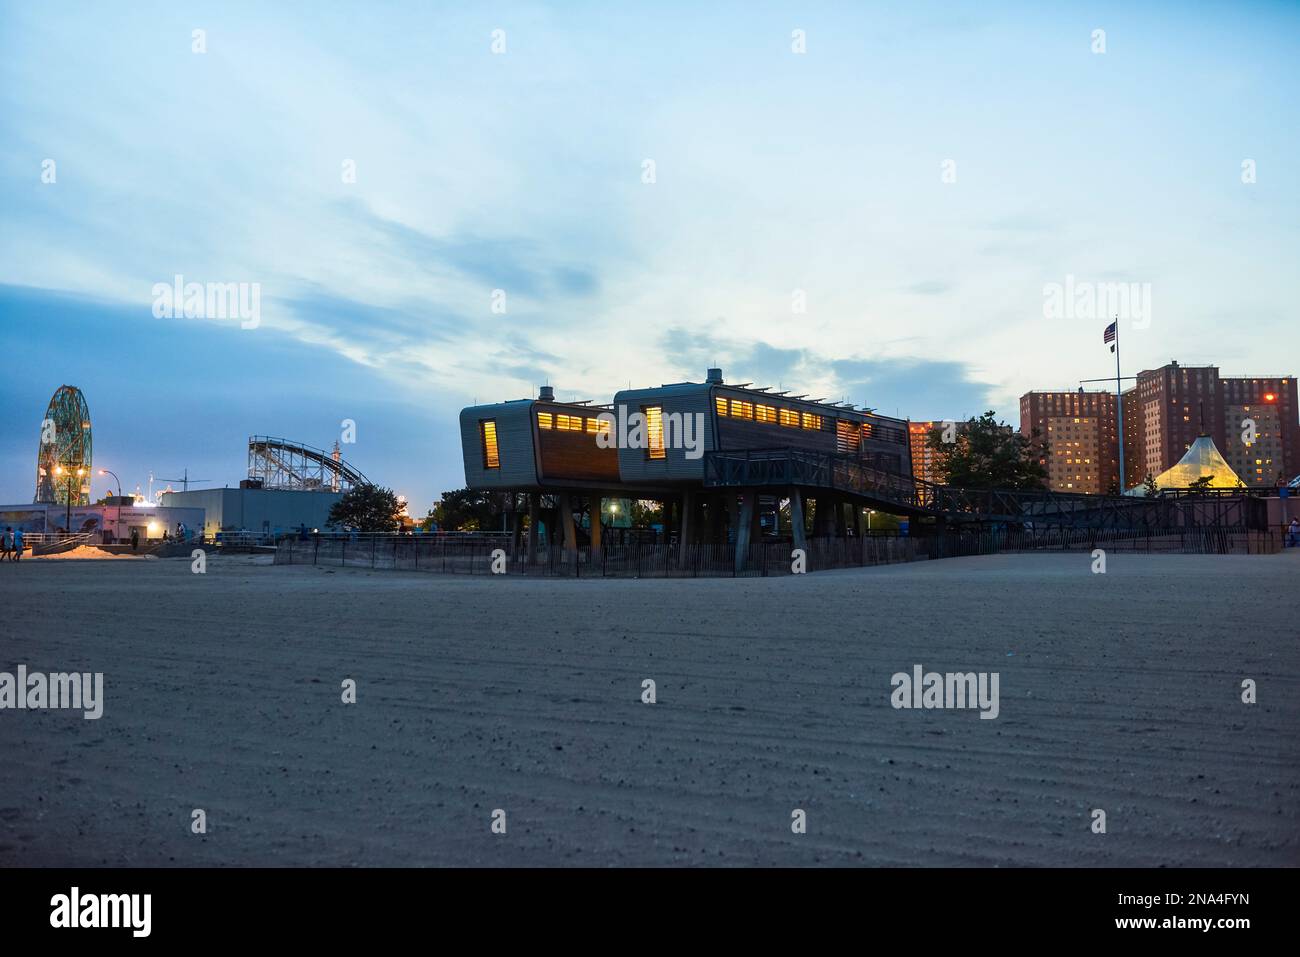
[275,526,1282,576]
[702,447,1272,530]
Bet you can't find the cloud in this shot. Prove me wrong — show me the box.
[659,323,996,420]
[336,199,600,302]
[906,280,953,296]
[830,358,996,421]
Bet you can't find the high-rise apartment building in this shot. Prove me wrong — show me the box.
[1023,361,1297,493]
[1018,390,1121,494]
[1218,374,1296,487]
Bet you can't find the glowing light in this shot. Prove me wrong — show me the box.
[1264,392,1276,402]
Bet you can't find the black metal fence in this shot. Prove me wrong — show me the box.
[275,527,1282,577]
[276,533,925,577]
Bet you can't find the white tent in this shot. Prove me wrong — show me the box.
[1125,434,1244,496]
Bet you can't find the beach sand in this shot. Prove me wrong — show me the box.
[1,551,1296,866]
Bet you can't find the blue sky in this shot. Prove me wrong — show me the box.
[2,1,1297,509]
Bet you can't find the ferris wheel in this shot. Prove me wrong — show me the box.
[34,385,93,506]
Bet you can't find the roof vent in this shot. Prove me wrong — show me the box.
[538,385,554,401]
[706,367,723,385]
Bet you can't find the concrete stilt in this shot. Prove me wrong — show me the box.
[527,493,539,563]
[735,490,756,572]
[833,495,847,538]
[560,495,577,559]
[679,489,694,567]
[727,494,739,544]
[789,487,808,552]
[589,493,602,558]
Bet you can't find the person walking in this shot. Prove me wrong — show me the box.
[130,527,140,552]
[11,527,23,561]
[1,527,11,561]
[1288,517,1299,548]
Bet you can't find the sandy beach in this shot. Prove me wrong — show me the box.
[1,551,1296,867]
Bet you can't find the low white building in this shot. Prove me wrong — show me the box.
[0,502,206,542]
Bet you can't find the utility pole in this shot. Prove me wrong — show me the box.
[1114,315,1125,493]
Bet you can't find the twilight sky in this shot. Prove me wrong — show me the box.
[2,0,1297,510]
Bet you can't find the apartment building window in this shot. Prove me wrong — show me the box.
[480,420,500,469]
[643,405,666,460]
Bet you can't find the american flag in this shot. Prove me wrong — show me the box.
[1103,321,1117,352]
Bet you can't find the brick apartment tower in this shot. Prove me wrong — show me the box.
[1123,361,1297,489]
[1216,373,1296,487]
[1018,390,1121,494]
[1021,361,1298,494]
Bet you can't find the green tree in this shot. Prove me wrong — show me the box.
[630,499,663,527]
[429,487,499,531]
[1142,473,1159,497]
[1188,475,1215,492]
[327,484,402,531]
[926,411,1050,491]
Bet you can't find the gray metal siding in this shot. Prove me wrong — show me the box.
[459,402,538,489]
[159,488,343,534]
[612,384,716,484]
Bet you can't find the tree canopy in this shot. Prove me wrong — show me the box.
[925,411,1050,491]
[428,488,500,531]
[326,484,402,531]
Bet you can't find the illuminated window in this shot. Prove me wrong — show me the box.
[644,406,666,459]
[586,417,599,434]
[730,399,754,419]
[715,397,728,417]
[779,408,799,427]
[480,420,500,469]
[836,420,860,453]
[755,404,777,424]
[596,418,611,435]
[801,412,821,430]
[537,412,553,430]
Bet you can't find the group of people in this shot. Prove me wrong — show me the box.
[0,527,24,561]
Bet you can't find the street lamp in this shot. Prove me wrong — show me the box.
[98,468,122,499]
[54,465,85,534]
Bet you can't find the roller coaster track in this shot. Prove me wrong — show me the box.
[247,436,370,492]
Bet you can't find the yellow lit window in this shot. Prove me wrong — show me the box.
[715,397,728,417]
[779,408,799,427]
[644,406,666,459]
[729,399,753,419]
[481,420,500,469]
[755,404,776,424]
[537,412,553,430]
[801,412,821,430]
[586,417,599,434]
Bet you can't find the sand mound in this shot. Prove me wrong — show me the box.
[36,545,157,560]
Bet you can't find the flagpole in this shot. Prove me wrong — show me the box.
[1114,314,1125,493]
